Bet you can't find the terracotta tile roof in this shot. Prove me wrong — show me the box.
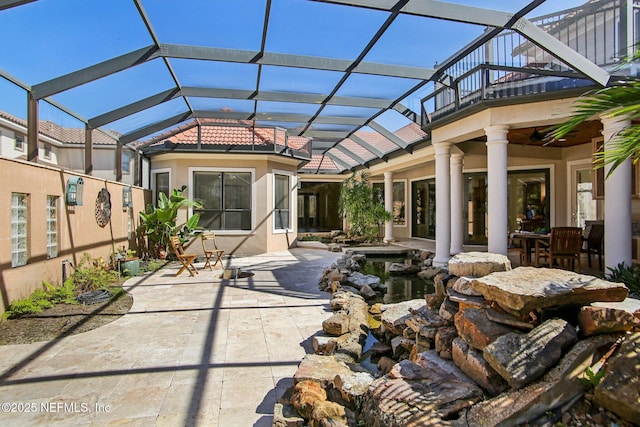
[0,110,119,145]
[143,118,311,153]
[339,139,377,162]
[299,154,341,174]
[394,122,427,143]
[353,130,399,154]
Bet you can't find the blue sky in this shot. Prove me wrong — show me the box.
[0,0,589,136]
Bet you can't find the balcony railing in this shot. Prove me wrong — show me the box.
[421,0,633,126]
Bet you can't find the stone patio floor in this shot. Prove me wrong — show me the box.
[0,248,342,426]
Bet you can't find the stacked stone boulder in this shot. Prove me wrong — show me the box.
[276,250,640,427]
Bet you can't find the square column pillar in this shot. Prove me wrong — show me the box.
[450,153,464,255]
[485,125,510,255]
[602,115,632,269]
[433,141,452,266]
[384,171,395,242]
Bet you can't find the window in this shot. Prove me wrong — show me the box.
[463,169,550,244]
[11,193,28,267]
[43,143,52,159]
[193,170,252,230]
[153,171,170,205]
[122,150,131,174]
[274,174,291,230]
[46,196,58,258]
[15,134,24,151]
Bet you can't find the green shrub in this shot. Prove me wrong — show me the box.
[71,253,120,293]
[43,279,77,305]
[605,262,640,296]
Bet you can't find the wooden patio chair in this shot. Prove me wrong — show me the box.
[508,233,527,266]
[169,235,198,277]
[535,227,583,273]
[201,231,225,270]
[582,221,604,271]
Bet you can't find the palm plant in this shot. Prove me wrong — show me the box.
[550,51,640,176]
[139,186,202,258]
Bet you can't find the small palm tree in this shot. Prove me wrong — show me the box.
[550,52,640,176]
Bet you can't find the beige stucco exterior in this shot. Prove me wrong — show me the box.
[0,157,149,314]
[148,153,300,258]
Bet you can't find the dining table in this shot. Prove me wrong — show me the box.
[510,231,551,266]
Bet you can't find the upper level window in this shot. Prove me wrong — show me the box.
[274,174,291,230]
[11,193,28,267]
[122,150,131,174]
[193,170,252,231]
[43,143,52,159]
[15,134,24,151]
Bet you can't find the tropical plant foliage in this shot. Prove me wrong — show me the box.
[339,172,392,242]
[605,262,640,296]
[550,51,640,176]
[139,186,202,258]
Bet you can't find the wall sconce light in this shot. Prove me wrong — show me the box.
[66,177,84,206]
[122,186,133,208]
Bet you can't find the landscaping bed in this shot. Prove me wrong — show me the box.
[0,288,133,345]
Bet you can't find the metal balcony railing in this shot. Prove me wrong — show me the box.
[421,0,635,126]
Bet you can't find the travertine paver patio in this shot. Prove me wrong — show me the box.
[0,248,341,426]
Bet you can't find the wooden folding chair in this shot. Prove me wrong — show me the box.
[201,231,224,270]
[535,227,583,273]
[169,236,198,277]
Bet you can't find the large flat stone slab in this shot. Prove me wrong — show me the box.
[448,252,511,278]
[380,299,426,335]
[293,355,354,388]
[472,267,628,317]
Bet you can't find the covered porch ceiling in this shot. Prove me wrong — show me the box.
[0,0,615,173]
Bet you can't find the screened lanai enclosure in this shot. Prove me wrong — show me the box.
[3,0,640,301]
[1,0,635,178]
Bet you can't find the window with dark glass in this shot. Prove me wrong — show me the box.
[153,172,169,205]
[15,134,24,151]
[194,171,252,231]
[274,174,290,230]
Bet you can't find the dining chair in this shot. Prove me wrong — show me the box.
[508,233,527,265]
[535,227,583,273]
[201,231,225,270]
[581,221,604,270]
[169,235,199,277]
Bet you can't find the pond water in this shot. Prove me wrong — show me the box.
[361,255,435,304]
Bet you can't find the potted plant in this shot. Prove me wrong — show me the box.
[113,246,140,276]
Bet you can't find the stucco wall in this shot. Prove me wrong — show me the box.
[0,157,149,314]
[148,153,299,257]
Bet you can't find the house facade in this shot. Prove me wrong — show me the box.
[141,119,312,257]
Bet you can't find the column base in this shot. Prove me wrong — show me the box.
[432,257,450,268]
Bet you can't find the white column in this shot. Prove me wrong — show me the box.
[602,115,632,269]
[384,171,394,242]
[485,125,509,255]
[433,141,452,266]
[450,153,464,255]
